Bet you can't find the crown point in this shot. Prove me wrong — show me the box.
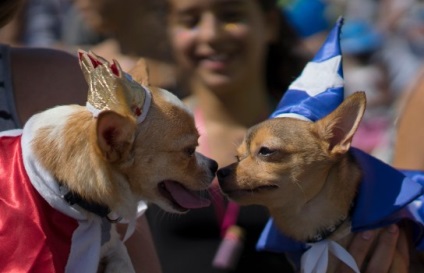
[87,53,102,68]
[77,50,85,62]
[110,60,122,77]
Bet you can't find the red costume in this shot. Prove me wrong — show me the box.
[0,134,79,272]
[0,128,114,273]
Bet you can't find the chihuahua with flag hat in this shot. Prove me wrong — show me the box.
[217,17,424,273]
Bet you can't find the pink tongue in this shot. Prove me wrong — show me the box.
[164,181,211,209]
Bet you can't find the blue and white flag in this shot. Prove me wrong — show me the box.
[258,16,424,273]
[270,17,344,121]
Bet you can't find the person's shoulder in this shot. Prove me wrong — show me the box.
[11,46,83,75]
[10,46,88,123]
[11,46,87,101]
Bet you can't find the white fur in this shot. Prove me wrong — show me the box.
[158,88,192,115]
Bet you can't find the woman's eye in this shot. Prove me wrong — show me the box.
[258,147,274,156]
[176,15,199,29]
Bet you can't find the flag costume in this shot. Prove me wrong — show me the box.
[256,17,424,273]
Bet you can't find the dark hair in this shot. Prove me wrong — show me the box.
[0,0,24,28]
[257,0,308,100]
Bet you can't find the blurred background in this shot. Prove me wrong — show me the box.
[3,0,423,162]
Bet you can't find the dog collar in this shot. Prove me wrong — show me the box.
[135,85,152,124]
[62,187,122,223]
[306,216,348,243]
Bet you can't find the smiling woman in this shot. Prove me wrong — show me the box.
[165,0,304,98]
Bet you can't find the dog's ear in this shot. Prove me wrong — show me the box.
[317,92,366,155]
[129,58,150,86]
[96,110,137,163]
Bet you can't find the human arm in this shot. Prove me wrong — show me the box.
[392,69,424,169]
[117,214,162,273]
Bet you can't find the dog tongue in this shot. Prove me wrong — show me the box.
[164,181,211,209]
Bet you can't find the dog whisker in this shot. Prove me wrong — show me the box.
[291,178,307,202]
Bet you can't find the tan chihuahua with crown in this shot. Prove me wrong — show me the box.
[218,18,424,272]
[0,50,217,273]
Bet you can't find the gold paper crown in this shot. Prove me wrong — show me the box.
[78,50,151,123]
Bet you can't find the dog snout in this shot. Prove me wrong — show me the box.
[217,166,232,180]
[197,152,218,175]
[209,159,218,174]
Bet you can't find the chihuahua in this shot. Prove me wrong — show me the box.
[217,92,423,272]
[0,51,217,273]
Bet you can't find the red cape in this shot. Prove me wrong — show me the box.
[0,135,78,273]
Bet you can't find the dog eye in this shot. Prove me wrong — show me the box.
[258,147,274,156]
[235,155,240,162]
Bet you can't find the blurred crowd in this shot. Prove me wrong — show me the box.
[0,0,177,94]
[284,0,424,163]
[2,0,423,163]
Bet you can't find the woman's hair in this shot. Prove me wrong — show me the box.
[257,0,308,100]
[0,0,24,28]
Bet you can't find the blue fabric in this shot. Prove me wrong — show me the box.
[270,87,343,121]
[270,17,344,121]
[312,17,343,67]
[350,149,424,232]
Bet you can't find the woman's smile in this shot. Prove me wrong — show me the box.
[197,52,233,71]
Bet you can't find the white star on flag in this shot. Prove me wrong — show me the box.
[289,55,344,97]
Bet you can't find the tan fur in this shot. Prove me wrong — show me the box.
[33,108,138,213]
[218,92,367,271]
[28,56,217,272]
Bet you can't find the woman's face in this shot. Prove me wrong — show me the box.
[167,0,276,91]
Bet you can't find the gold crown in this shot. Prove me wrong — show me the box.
[78,50,151,122]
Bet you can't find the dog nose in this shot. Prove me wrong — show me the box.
[209,159,218,174]
[217,167,231,179]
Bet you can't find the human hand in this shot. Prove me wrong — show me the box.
[338,224,409,273]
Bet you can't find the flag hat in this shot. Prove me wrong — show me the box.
[270,17,344,122]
